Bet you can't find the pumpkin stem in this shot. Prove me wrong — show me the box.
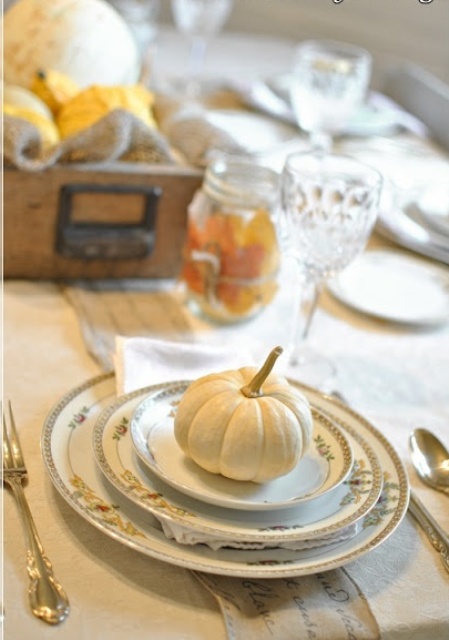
[241,346,283,398]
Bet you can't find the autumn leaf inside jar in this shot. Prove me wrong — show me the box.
[180,158,281,323]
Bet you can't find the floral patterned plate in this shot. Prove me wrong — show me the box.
[127,383,354,511]
[93,384,382,547]
[41,373,409,578]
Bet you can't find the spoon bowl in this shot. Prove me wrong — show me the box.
[409,428,449,495]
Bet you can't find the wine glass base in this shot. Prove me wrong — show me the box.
[284,346,337,390]
[156,75,221,101]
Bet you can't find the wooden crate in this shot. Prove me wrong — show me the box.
[5,65,447,281]
[4,162,203,279]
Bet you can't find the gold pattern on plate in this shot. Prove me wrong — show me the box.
[70,474,147,538]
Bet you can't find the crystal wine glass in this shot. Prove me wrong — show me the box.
[170,0,233,98]
[108,0,161,84]
[281,151,383,385]
[289,40,372,151]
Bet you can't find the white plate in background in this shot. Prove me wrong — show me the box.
[266,75,412,137]
[327,250,449,326]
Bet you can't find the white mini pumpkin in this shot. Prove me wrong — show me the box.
[174,347,313,483]
[3,0,140,89]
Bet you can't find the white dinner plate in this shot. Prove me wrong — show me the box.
[129,384,353,511]
[41,373,409,578]
[327,250,449,326]
[93,386,382,547]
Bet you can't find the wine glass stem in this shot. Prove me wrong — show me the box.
[186,35,208,97]
[289,278,322,365]
[309,131,332,152]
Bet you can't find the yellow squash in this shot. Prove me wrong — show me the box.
[174,347,313,483]
[56,84,158,139]
[31,68,80,115]
[3,104,60,149]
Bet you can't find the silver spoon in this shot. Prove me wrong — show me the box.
[409,428,449,496]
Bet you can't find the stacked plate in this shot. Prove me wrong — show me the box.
[377,181,449,266]
[41,374,409,578]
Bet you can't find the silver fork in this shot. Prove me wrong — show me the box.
[3,401,70,624]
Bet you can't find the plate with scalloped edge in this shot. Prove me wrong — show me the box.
[93,386,383,547]
[41,373,409,579]
[129,382,354,511]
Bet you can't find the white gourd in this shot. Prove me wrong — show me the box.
[3,83,53,119]
[3,0,140,89]
[174,347,314,483]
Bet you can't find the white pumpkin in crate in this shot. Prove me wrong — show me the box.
[3,0,140,89]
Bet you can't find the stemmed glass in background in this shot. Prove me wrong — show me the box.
[108,0,161,55]
[170,0,234,97]
[290,40,372,151]
[108,0,161,84]
[281,151,383,385]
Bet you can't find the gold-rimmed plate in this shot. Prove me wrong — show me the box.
[128,383,354,511]
[93,383,382,548]
[41,374,409,578]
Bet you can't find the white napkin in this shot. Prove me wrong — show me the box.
[159,519,359,551]
[114,335,255,395]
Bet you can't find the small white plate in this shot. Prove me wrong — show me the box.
[266,75,404,137]
[130,383,353,511]
[327,250,449,326]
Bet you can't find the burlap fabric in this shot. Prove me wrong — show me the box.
[3,108,175,171]
[3,90,253,171]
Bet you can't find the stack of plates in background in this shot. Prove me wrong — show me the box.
[377,181,449,266]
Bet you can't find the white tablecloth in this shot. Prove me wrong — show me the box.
[4,251,449,639]
[3,28,449,640]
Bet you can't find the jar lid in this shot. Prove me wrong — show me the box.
[203,158,280,208]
